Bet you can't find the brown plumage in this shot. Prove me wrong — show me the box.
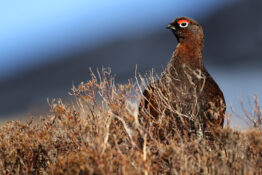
[139,17,226,138]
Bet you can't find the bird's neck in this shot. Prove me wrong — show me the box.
[170,39,204,69]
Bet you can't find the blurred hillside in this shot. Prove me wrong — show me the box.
[0,1,261,128]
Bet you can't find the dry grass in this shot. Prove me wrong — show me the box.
[0,67,261,175]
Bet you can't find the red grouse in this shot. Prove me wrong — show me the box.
[139,17,226,138]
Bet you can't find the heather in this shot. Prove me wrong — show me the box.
[0,68,261,175]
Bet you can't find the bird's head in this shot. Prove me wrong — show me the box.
[166,17,204,44]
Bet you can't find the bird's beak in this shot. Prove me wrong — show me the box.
[166,24,176,30]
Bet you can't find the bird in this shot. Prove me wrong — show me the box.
[138,17,226,139]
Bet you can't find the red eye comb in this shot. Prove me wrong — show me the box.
[177,19,190,24]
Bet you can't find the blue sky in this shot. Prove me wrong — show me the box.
[0,0,235,80]
[1,1,260,128]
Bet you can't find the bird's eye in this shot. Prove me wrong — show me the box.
[177,19,190,28]
[179,22,189,28]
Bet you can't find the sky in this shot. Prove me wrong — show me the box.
[0,0,236,80]
[0,0,260,128]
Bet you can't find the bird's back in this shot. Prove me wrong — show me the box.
[139,63,226,137]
